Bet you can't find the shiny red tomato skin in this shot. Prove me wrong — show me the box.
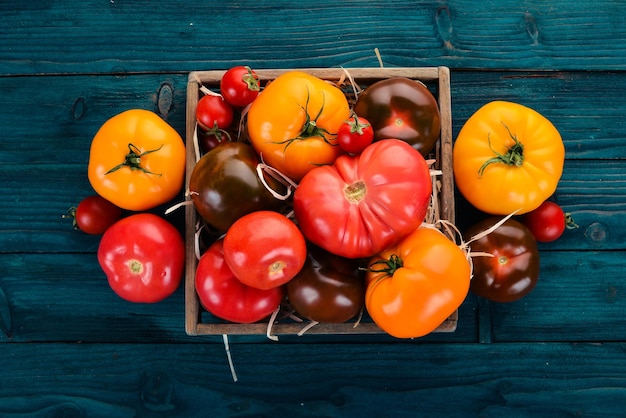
[522,201,566,242]
[196,239,285,323]
[97,213,184,303]
[464,217,540,303]
[336,115,374,154]
[293,138,432,259]
[196,94,234,131]
[74,195,122,235]
[223,211,307,290]
[220,66,261,108]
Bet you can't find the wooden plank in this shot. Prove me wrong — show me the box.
[2,1,626,75]
[488,250,626,342]
[0,253,478,343]
[0,75,188,167]
[0,342,625,416]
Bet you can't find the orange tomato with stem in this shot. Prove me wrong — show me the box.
[365,227,471,339]
[247,71,350,182]
[88,109,186,211]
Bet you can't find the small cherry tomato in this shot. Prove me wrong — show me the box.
[98,213,184,303]
[196,239,285,323]
[196,94,234,132]
[223,211,307,290]
[521,201,568,243]
[66,195,122,235]
[220,66,261,108]
[464,217,540,303]
[336,113,374,154]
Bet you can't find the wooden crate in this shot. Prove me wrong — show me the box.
[184,67,454,337]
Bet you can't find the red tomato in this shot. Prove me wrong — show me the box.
[336,113,374,154]
[68,195,122,235]
[196,239,285,323]
[223,211,307,290]
[521,201,567,242]
[220,66,261,107]
[293,139,432,259]
[196,94,234,132]
[97,213,184,303]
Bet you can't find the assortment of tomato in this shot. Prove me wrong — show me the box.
[66,64,577,338]
[185,67,475,339]
[453,100,576,303]
[69,108,187,304]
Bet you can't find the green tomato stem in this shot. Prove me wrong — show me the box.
[105,143,163,176]
[478,122,525,177]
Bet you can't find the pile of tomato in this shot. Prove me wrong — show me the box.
[185,67,477,339]
[67,65,576,339]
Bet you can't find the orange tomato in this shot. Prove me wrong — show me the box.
[247,71,350,182]
[365,227,471,339]
[453,101,564,215]
[88,109,186,211]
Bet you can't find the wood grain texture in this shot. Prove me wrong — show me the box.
[2,1,626,75]
[1,342,625,416]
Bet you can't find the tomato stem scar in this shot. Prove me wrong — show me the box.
[128,259,144,274]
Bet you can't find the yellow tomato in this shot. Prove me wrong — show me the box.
[88,109,186,211]
[247,71,350,182]
[453,101,564,215]
[365,227,471,339]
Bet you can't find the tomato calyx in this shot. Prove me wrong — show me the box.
[565,213,579,230]
[105,143,164,176]
[366,254,404,277]
[202,120,232,143]
[62,206,79,230]
[274,89,335,151]
[478,123,525,177]
[347,111,371,135]
[241,66,261,92]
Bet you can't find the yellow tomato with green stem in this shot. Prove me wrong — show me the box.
[453,101,564,215]
[88,109,186,211]
[246,71,351,182]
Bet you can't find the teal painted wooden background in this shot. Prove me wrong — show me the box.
[2,1,626,416]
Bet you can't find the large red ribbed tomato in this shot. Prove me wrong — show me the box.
[293,139,432,259]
